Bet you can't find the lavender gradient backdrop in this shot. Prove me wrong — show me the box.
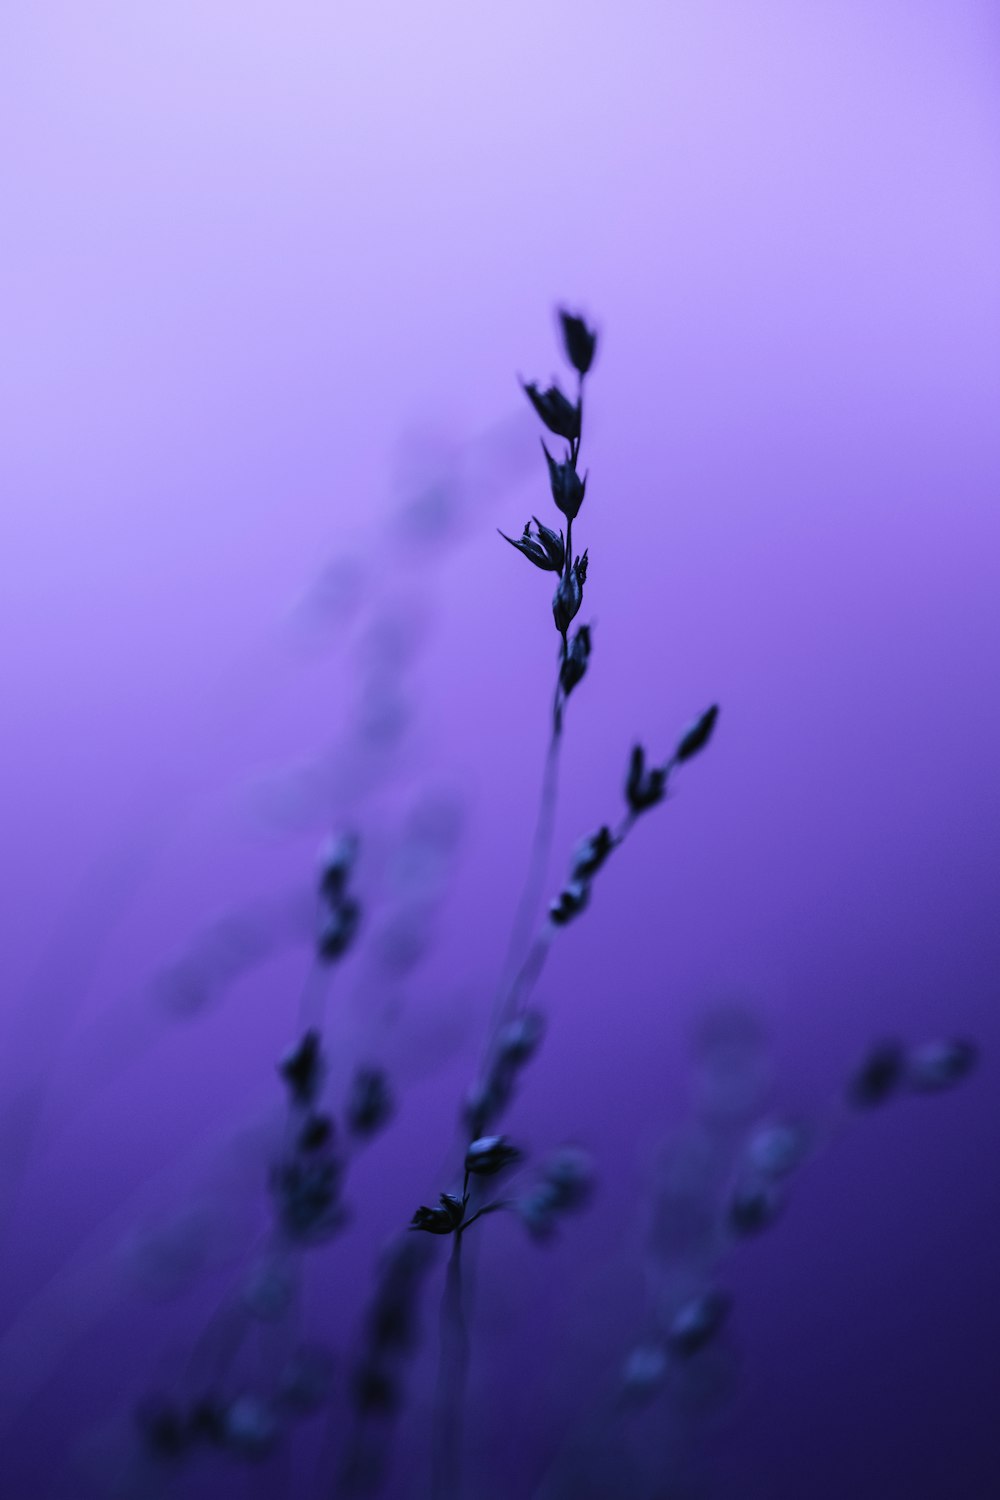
[2,2,999,1496]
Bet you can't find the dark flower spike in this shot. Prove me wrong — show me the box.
[499,522,557,573]
[347,1066,395,1137]
[625,744,667,814]
[541,442,587,519]
[908,1037,978,1092]
[279,1030,324,1107]
[522,381,580,441]
[410,1192,466,1235]
[848,1040,906,1108]
[549,878,590,925]
[465,1135,523,1177]
[675,704,720,764]
[571,824,614,880]
[560,623,592,697]
[558,309,598,376]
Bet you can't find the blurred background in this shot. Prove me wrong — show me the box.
[1,1,999,1495]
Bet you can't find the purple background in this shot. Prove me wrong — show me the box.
[2,2,999,1495]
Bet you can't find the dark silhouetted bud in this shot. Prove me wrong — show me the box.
[496,1009,546,1067]
[410,1192,465,1235]
[549,878,590,925]
[347,1066,394,1137]
[222,1395,278,1459]
[542,1146,594,1210]
[352,1361,399,1414]
[189,1398,225,1445]
[499,520,562,573]
[560,623,592,697]
[744,1120,810,1180]
[848,1041,905,1108]
[553,554,587,635]
[667,1290,731,1357]
[298,1113,334,1153]
[136,1397,187,1461]
[558,309,598,376]
[571,825,614,880]
[620,1343,668,1403]
[463,1076,508,1140]
[542,442,587,519]
[908,1038,978,1092]
[522,381,580,441]
[271,1155,346,1243]
[279,1030,324,1107]
[675,705,719,764]
[319,833,358,903]
[465,1135,523,1177]
[625,744,667,814]
[318,896,360,963]
[533,516,567,571]
[518,1183,561,1240]
[728,1179,784,1237]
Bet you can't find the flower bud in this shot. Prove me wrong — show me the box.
[560,623,592,697]
[542,1146,594,1209]
[542,442,587,519]
[667,1289,731,1358]
[279,1030,324,1107]
[549,878,590,925]
[908,1038,978,1092]
[558,309,598,376]
[625,744,667,814]
[347,1066,394,1137]
[318,833,358,902]
[465,1135,523,1177]
[552,554,587,635]
[222,1395,278,1459]
[675,705,719,764]
[496,1009,546,1067]
[499,520,562,573]
[848,1040,905,1108]
[522,381,580,441]
[621,1343,668,1402]
[571,825,614,880]
[318,896,361,963]
[409,1192,466,1235]
[728,1179,784,1237]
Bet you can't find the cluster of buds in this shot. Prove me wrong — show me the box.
[502,308,599,709]
[409,1136,524,1237]
[848,1036,978,1109]
[136,1390,280,1466]
[317,832,361,963]
[271,1033,347,1245]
